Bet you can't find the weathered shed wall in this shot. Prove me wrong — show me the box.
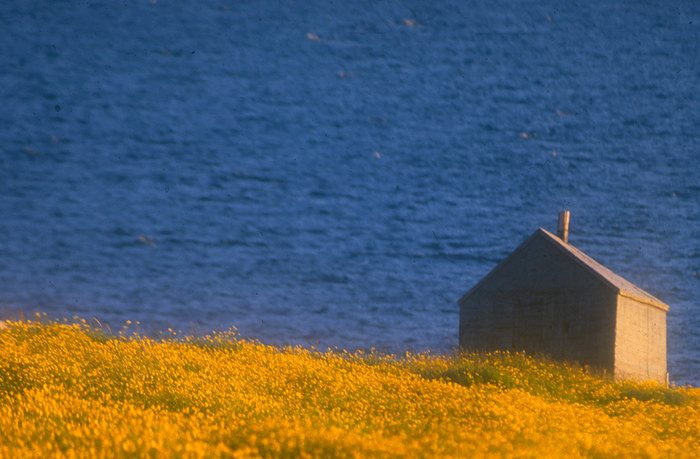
[459,234,617,371]
[511,292,617,367]
[614,295,667,383]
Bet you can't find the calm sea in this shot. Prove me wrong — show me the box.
[1,0,698,385]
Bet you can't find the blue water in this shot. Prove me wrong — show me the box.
[1,0,698,384]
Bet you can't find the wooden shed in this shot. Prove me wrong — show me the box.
[458,217,668,383]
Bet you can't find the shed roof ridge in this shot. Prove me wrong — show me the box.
[536,228,668,311]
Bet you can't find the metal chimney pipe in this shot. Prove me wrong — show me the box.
[557,211,570,243]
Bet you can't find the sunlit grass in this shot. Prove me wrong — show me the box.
[1,316,698,457]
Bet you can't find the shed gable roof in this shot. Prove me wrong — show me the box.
[460,228,668,311]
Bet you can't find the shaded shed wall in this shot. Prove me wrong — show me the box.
[459,233,618,372]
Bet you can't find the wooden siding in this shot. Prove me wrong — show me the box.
[615,295,667,383]
[459,232,617,372]
[459,228,668,382]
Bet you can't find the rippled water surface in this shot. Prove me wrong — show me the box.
[1,0,699,384]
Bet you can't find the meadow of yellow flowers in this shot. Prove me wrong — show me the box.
[1,315,699,458]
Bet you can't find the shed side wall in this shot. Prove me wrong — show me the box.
[614,296,667,383]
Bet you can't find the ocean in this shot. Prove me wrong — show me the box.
[1,0,698,385]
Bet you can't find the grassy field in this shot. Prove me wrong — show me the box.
[1,316,699,458]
